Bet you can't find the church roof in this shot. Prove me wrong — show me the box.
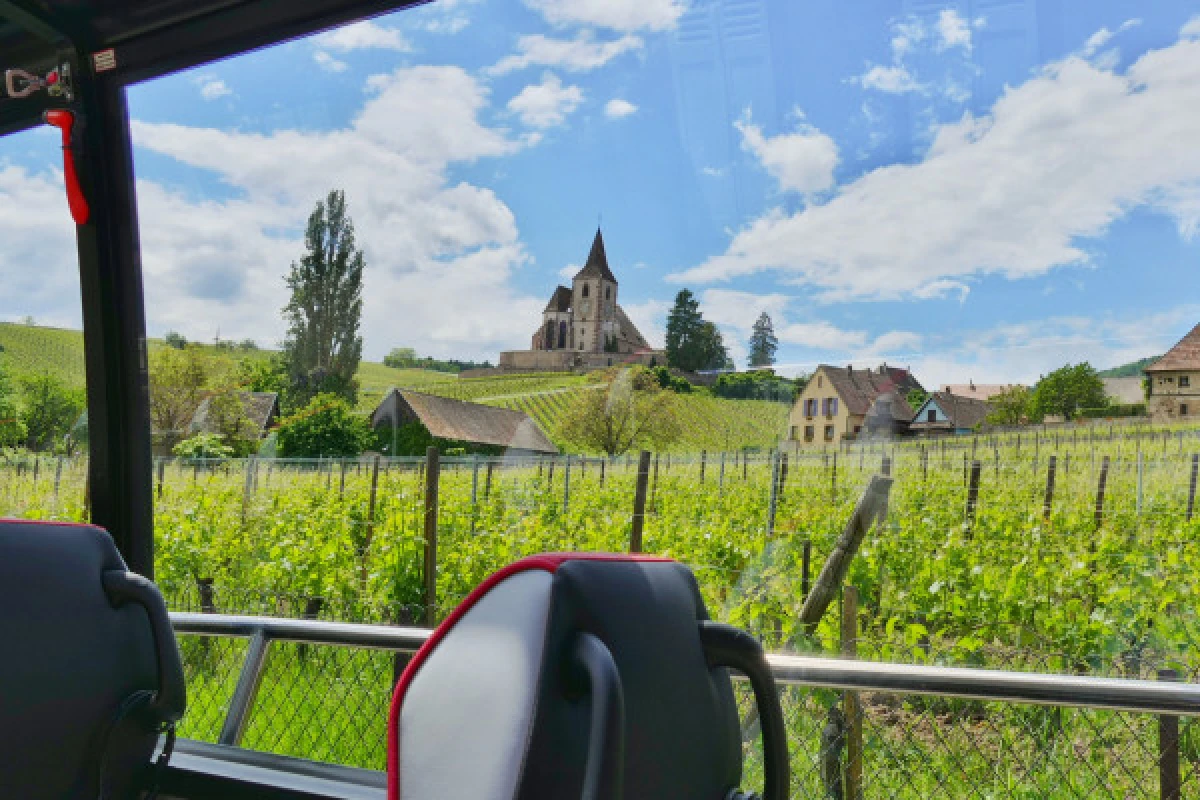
[544,286,572,313]
[573,228,617,283]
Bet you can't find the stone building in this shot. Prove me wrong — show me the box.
[1145,322,1200,423]
[499,229,664,371]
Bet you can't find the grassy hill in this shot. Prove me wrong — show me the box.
[0,323,788,452]
[1098,356,1159,378]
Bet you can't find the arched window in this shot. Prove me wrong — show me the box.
[544,320,555,349]
[582,284,589,298]
[558,320,567,348]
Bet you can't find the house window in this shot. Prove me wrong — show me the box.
[927,410,936,422]
[830,398,838,415]
[804,425,814,442]
[1181,376,1191,388]
[1183,404,1190,416]
[853,426,861,434]
[790,425,798,440]
[824,424,835,441]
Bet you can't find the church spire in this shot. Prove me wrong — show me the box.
[573,227,617,283]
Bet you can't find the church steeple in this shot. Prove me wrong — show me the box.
[573,228,617,283]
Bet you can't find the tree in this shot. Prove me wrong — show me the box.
[163,331,188,350]
[237,354,289,397]
[907,388,929,411]
[275,393,371,458]
[173,433,234,461]
[986,385,1032,426]
[748,311,778,367]
[149,347,211,451]
[555,368,681,455]
[383,347,418,369]
[0,361,26,448]
[19,372,84,451]
[665,289,704,371]
[695,321,732,371]
[1032,363,1108,420]
[283,189,365,407]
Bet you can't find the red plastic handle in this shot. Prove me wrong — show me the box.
[43,110,90,225]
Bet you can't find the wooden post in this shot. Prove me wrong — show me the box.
[484,462,494,499]
[600,458,606,488]
[563,454,571,514]
[700,450,707,483]
[965,460,982,536]
[766,451,780,538]
[1094,455,1110,530]
[801,540,812,601]
[651,453,660,511]
[1043,455,1057,523]
[1160,668,1181,800]
[1136,450,1144,519]
[423,446,439,626]
[799,476,893,631]
[831,452,839,500]
[881,456,891,477]
[718,452,725,494]
[630,450,651,553]
[55,456,65,500]
[1187,454,1198,522]
[241,457,255,524]
[339,459,347,496]
[842,586,862,800]
[364,456,381,586]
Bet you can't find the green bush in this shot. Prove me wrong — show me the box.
[713,370,794,402]
[173,433,234,461]
[276,393,371,458]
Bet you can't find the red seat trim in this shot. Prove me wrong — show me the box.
[386,552,672,799]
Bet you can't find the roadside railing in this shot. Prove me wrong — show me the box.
[171,613,1200,798]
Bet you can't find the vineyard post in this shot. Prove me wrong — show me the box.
[842,585,862,800]
[339,459,347,496]
[599,458,606,488]
[484,461,494,499]
[470,455,479,534]
[1186,454,1198,522]
[547,459,555,489]
[1160,668,1182,800]
[1094,455,1110,531]
[801,540,812,601]
[700,450,706,483]
[799,475,892,632]
[965,460,982,537]
[1043,456,1057,522]
[55,456,64,500]
[563,454,571,515]
[364,455,381,588]
[743,451,748,481]
[832,452,838,500]
[33,455,39,484]
[326,459,333,491]
[779,453,789,494]
[1136,449,1144,519]
[881,455,891,477]
[962,453,967,485]
[422,446,440,626]
[651,453,660,510]
[718,452,725,495]
[240,457,255,524]
[265,460,273,489]
[766,450,780,538]
[630,450,651,553]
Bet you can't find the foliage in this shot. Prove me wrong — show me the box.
[203,389,260,457]
[665,290,729,371]
[1032,363,1108,420]
[650,366,693,393]
[164,331,188,350]
[18,371,84,452]
[149,347,212,450]
[382,347,492,373]
[1098,356,1159,378]
[555,368,682,454]
[986,385,1032,426]
[714,370,795,402]
[276,393,371,458]
[372,420,503,457]
[748,311,778,368]
[173,433,234,461]
[283,189,365,407]
[1078,403,1146,419]
[907,388,929,411]
[0,360,26,448]
[238,354,290,397]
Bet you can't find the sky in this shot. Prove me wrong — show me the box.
[2,0,1200,387]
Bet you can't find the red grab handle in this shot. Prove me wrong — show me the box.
[43,110,90,225]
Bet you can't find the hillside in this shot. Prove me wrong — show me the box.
[1098,356,1159,378]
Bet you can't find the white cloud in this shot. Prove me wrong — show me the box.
[313,51,348,73]
[524,0,685,33]
[316,20,411,52]
[98,65,543,357]
[778,321,868,351]
[558,263,581,281]
[699,289,790,331]
[673,33,1200,302]
[604,98,638,118]
[1082,20,1139,58]
[857,64,923,93]
[935,9,971,52]
[869,330,923,355]
[507,73,584,129]
[1185,16,1200,38]
[195,75,232,100]
[620,299,669,349]
[736,110,838,195]
[890,19,925,59]
[701,166,724,178]
[488,32,642,75]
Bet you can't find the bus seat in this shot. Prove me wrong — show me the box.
[0,520,186,799]
[388,553,788,800]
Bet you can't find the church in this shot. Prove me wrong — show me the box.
[499,229,665,371]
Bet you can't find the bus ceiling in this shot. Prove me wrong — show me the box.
[0,0,427,576]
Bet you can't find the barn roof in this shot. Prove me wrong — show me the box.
[573,229,617,283]
[189,391,279,437]
[1145,323,1200,372]
[372,389,559,454]
[819,364,924,416]
[911,391,991,430]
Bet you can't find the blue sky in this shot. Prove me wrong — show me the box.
[3,0,1200,385]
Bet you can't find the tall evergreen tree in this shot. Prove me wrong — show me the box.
[665,289,702,370]
[696,321,732,371]
[282,190,365,407]
[748,311,778,368]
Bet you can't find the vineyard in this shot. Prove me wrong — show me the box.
[4,424,1200,793]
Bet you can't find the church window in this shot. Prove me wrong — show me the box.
[558,320,567,348]
[606,285,611,300]
[582,284,589,297]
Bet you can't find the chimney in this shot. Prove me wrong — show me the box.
[969,380,975,390]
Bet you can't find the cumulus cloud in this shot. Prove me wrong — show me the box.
[1184,16,1200,38]
[857,64,922,93]
[488,32,642,75]
[91,65,542,357]
[935,9,971,52]
[604,98,638,118]
[699,289,790,331]
[672,32,1200,302]
[313,51,348,73]
[736,110,838,194]
[507,73,584,129]
[778,321,868,351]
[195,75,232,100]
[620,299,670,349]
[523,0,685,33]
[316,20,411,52]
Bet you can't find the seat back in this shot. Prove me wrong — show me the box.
[0,520,185,799]
[389,553,788,800]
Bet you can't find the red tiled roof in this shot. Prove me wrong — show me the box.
[1145,323,1200,372]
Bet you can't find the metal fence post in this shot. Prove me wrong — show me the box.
[1159,668,1181,800]
[766,450,780,538]
[1187,454,1198,522]
[423,446,439,626]
[1043,455,1057,523]
[630,450,651,553]
[965,460,982,537]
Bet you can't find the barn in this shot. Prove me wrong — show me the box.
[370,389,558,456]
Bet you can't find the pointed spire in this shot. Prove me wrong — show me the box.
[573,227,617,283]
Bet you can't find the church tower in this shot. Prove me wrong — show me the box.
[571,229,618,353]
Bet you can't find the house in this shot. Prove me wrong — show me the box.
[938,382,1014,402]
[787,364,924,446]
[499,229,665,372]
[371,389,558,455]
[1144,322,1200,423]
[1101,377,1145,406]
[909,391,991,436]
